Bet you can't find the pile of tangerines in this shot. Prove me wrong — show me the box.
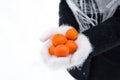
[48,28,78,57]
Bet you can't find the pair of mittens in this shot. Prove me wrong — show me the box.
[40,25,92,69]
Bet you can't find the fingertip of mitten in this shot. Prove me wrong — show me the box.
[39,27,58,42]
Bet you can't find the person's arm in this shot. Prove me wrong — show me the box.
[68,7,120,80]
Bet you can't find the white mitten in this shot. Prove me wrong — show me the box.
[40,25,93,69]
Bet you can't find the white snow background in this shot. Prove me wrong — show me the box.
[0,0,75,80]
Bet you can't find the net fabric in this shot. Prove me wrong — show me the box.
[66,0,120,32]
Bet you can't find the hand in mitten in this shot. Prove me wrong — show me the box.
[40,25,92,69]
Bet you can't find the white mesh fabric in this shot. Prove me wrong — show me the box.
[66,0,120,32]
[95,0,118,21]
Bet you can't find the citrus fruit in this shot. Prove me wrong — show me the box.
[65,28,78,40]
[52,34,67,46]
[48,45,55,55]
[65,40,77,54]
[54,45,69,57]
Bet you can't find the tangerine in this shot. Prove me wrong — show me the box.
[65,28,78,40]
[52,34,67,46]
[48,45,55,55]
[54,45,69,57]
[65,40,77,54]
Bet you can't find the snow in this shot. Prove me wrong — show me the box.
[0,0,75,80]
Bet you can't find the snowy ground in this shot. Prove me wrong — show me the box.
[0,0,75,80]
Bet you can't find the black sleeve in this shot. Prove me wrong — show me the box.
[59,0,80,32]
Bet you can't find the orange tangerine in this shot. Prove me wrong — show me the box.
[65,40,77,54]
[65,28,78,40]
[54,45,69,57]
[52,34,67,46]
[48,45,55,55]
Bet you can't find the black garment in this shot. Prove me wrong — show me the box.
[59,0,120,80]
[59,0,80,32]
